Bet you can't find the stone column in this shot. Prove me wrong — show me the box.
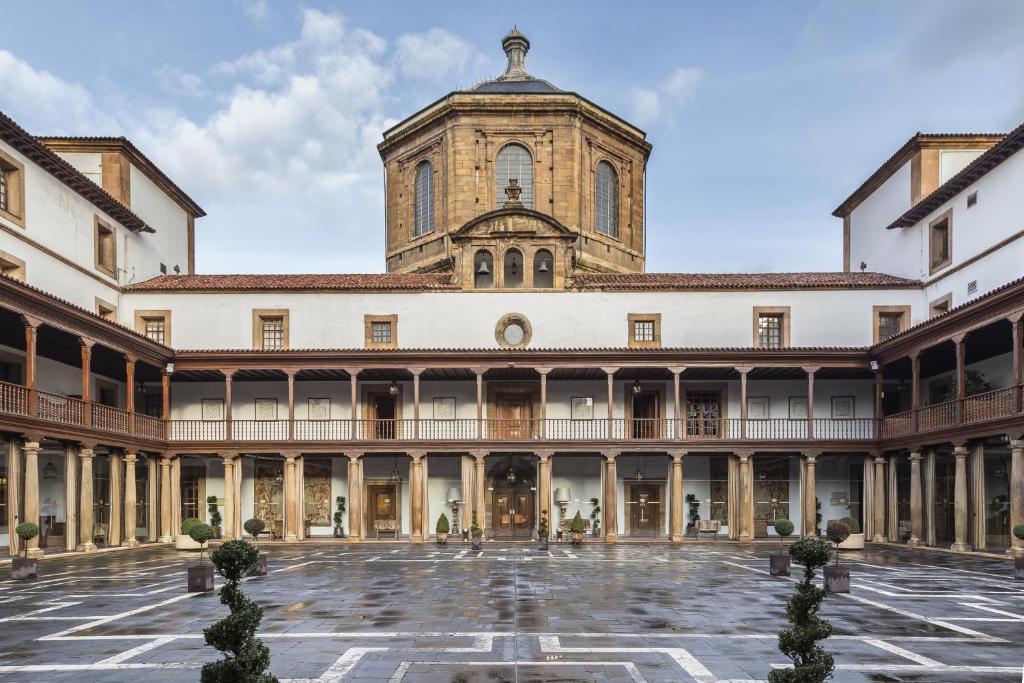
[738,452,754,541]
[1010,439,1023,558]
[123,453,138,547]
[109,452,123,547]
[347,454,362,541]
[6,439,20,557]
[78,448,97,552]
[872,456,886,542]
[64,444,78,551]
[669,451,685,542]
[147,458,159,542]
[159,457,173,543]
[23,440,43,558]
[537,451,551,539]
[460,454,474,533]
[409,452,423,543]
[604,453,618,542]
[803,453,817,538]
[908,451,924,546]
[223,456,235,541]
[952,445,971,552]
[473,451,486,535]
[283,454,297,542]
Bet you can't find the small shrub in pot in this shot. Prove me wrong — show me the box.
[333,496,346,538]
[537,509,549,550]
[244,518,268,576]
[436,513,450,545]
[769,537,834,682]
[187,523,216,593]
[570,511,585,546]
[470,511,483,550]
[1013,523,1024,581]
[207,496,222,538]
[12,522,39,580]
[823,521,851,593]
[770,519,795,577]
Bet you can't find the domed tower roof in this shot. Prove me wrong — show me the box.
[472,27,561,94]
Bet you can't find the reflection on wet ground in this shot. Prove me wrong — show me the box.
[0,543,1021,681]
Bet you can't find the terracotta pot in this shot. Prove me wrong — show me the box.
[823,565,850,593]
[471,536,482,550]
[188,564,215,593]
[11,557,37,580]
[769,554,790,577]
[436,532,448,545]
[538,538,549,551]
[571,532,583,545]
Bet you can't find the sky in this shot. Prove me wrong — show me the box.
[2,1,1023,276]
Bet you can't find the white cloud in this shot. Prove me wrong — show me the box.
[630,87,660,126]
[0,50,111,132]
[234,0,269,22]
[631,65,703,125]
[156,66,208,98]
[395,28,482,82]
[663,67,702,103]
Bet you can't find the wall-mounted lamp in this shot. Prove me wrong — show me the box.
[388,381,399,396]
[632,379,642,395]
[870,360,880,372]
[166,362,175,375]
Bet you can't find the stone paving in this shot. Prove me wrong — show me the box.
[0,542,1022,682]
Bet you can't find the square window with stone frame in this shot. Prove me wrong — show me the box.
[94,218,117,278]
[260,316,285,350]
[929,212,952,273]
[758,313,784,349]
[877,312,903,341]
[634,320,656,342]
[371,321,392,344]
[143,316,166,344]
[0,149,25,226]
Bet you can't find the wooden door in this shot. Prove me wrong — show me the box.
[491,488,534,539]
[631,391,660,438]
[627,484,662,537]
[496,393,531,439]
[686,391,722,437]
[366,484,399,538]
[368,393,396,439]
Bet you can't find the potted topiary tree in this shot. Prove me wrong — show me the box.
[201,540,277,681]
[177,517,203,550]
[685,494,701,536]
[835,516,864,550]
[436,513,450,545]
[187,522,216,593]
[333,496,346,538]
[771,519,795,577]
[769,537,835,682]
[470,511,483,550]
[823,520,851,593]
[207,495,222,539]
[570,511,585,546]
[589,498,601,538]
[538,509,549,550]
[12,522,39,580]
[1013,523,1024,581]
[244,518,268,576]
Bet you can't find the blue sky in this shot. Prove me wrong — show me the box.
[2,1,1023,275]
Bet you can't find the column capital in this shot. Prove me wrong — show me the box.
[1007,310,1024,324]
[951,332,967,346]
[80,448,95,459]
[284,368,298,378]
[21,314,42,329]
[80,337,95,349]
[803,451,820,462]
[603,451,617,462]
[408,450,425,463]
[600,366,620,376]
[221,368,237,380]
[535,450,553,462]
[472,366,488,377]
[284,453,298,464]
[1009,439,1024,450]
[471,450,488,463]
[734,365,753,375]
[669,450,686,462]
[873,455,885,464]
[735,449,753,462]
[346,452,363,462]
[667,366,686,375]
[23,440,41,451]
[909,451,923,461]
[801,366,821,376]
[408,367,426,377]
[534,367,553,376]
[343,367,362,378]
[952,445,970,457]
[124,453,138,464]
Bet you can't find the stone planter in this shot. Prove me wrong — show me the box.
[436,532,448,545]
[538,538,549,551]
[769,554,790,577]
[249,552,268,577]
[823,565,850,593]
[333,527,345,538]
[838,533,865,550]
[11,557,37,580]
[571,532,583,546]
[175,534,201,551]
[188,564,215,593]
[471,536,482,550]
[1015,557,1024,581]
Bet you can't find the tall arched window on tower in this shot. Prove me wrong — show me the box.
[474,249,494,289]
[595,160,618,238]
[414,160,434,236]
[503,248,524,288]
[496,143,533,209]
[533,249,554,288]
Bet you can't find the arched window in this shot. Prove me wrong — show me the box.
[496,143,533,209]
[533,249,554,288]
[413,161,434,236]
[503,248,524,288]
[473,249,494,289]
[595,160,618,238]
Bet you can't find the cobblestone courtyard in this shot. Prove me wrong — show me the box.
[0,543,1022,682]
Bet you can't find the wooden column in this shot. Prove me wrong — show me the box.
[872,456,886,542]
[78,447,97,552]
[23,319,38,415]
[23,440,42,558]
[537,451,551,540]
[223,456,235,541]
[669,451,685,542]
[123,453,138,547]
[910,352,921,432]
[347,453,362,541]
[951,445,971,552]
[411,369,423,440]
[223,369,235,440]
[159,456,173,543]
[473,451,486,535]
[81,341,93,426]
[803,452,817,537]
[161,369,171,421]
[125,357,136,433]
[737,366,751,439]
[603,453,618,542]
[873,368,883,420]
[670,367,684,439]
[908,451,924,546]
[283,454,298,541]
[287,370,296,440]
[603,368,618,439]
[954,335,967,424]
[409,452,423,542]
[1011,315,1023,413]
[1010,439,1024,558]
[348,370,359,440]
[64,445,78,551]
[475,368,485,438]
[538,368,550,439]
[738,452,754,541]
[803,367,819,439]
[108,451,123,547]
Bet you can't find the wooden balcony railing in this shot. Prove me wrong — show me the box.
[879,410,913,438]
[961,386,1019,424]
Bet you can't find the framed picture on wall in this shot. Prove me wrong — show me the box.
[746,396,770,420]
[831,395,855,419]
[201,398,224,421]
[255,398,278,421]
[308,397,331,420]
[433,397,456,419]
[788,397,808,419]
[571,396,594,420]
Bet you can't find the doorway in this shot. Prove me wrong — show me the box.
[492,488,534,539]
[365,483,400,539]
[495,392,532,439]
[686,390,722,437]
[367,392,397,439]
[631,391,660,438]
[626,482,663,537]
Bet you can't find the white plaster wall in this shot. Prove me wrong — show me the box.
[56,152,102,185]
[362,456,411,536]
[0,343,128,406]
[550,454,602,534]
[614,454,671,537]
[426,455,460,537]
[816,454,866,532]
[122,288,925,351]
[939,150,987,184]
[125,164,191,283]
[681,455,729,536]
[849,161,916,278]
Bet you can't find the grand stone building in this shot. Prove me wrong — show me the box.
[0,30,1021,558]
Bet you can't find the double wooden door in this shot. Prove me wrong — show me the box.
[627,483,662,537]
[491,488,534,539]
[495,393,532,439]
[366,484,399,538]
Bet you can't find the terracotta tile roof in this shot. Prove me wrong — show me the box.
[571,272,918,291]
[885,118,1024,230]
[126,273,458,292]
[0,110,155,233]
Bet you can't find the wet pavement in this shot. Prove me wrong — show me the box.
[0,542,1021,681]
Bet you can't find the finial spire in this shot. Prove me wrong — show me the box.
[499,27,531,81]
